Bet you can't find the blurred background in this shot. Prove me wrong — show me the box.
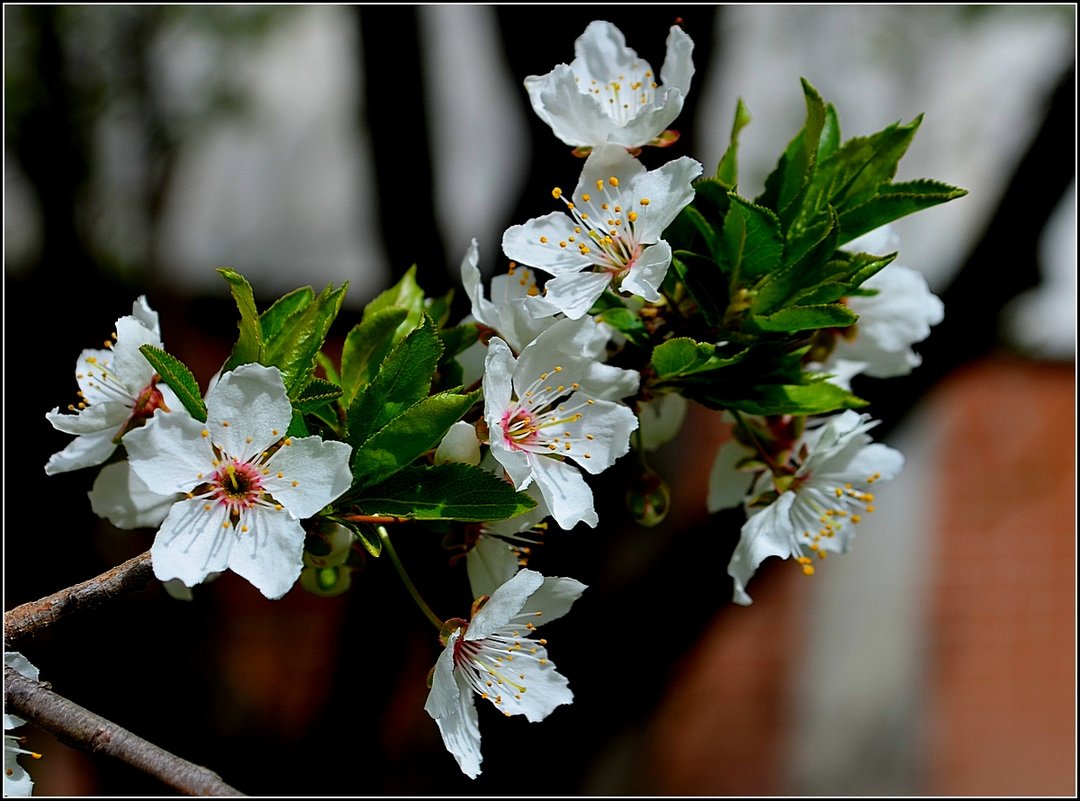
[4,4,1075,795]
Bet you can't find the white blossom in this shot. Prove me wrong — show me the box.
[822,226,944,386]
[524,20,694,151]
[725,411,904,604]
[483,318,639,530]
[45,297,177,475]
[123,363,353,599]
[503,144,702,319]
[424,569,585,779]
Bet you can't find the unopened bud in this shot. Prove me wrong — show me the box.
[626,469,670,527]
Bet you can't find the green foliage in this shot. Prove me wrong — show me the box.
[138,345,208,422]
[216,268,347,399]
[350,389,480,488]
[353,463,537,522]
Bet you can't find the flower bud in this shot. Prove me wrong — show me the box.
[299,565,352,597]
[625,468,670,527]
[434,421,481,466]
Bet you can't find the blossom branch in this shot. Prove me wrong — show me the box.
[4,666,244,796]
[3,551,154,645]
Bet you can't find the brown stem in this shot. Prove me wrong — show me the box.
[4,550,155,645]
[4,667,244,796]
[336,514,412,524]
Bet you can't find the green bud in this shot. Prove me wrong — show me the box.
[299,565,352,597]
[625,469,671,527]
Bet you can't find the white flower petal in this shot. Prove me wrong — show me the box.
[424,630,483,779]
[638,393,688,451]
[628,157,703,242]
[468,568,544,639]
[225,507,306,599]
[481,646,572,723]
[124,409,215,495]
[659,25,695,92]
[89,461,178,529]
[263,437,353,519]
[45,400,129,436]
[502,211,591,276]
[435,421,482,466]
[526,64,613,148]
[529,455,598,530]
[533,271,613,319]
[559,393,638,475]
[206,364,293,461]
[707,439,754,512]
[466,535,522,600]
[151,498,235,589]
[620,240,672,302]
[110,314,161,390]
[728,492,799,605]
[44,423,123,475]
[511,575,586,625]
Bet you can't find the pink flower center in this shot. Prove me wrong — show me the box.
[209,459,266,514]
[501,407,538,449]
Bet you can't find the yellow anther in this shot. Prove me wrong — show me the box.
[582,193,591,202]
[291,480,298,487]
[540,235,548,243]
[608,176,619,187]
[552,187,562,199]
[222,421,230,427]
[640,197,650,206]
[596,179,604,191]
[628,211,638,222]
[222,521,231,529]
[201,430,210,438]
[851,514,862,524]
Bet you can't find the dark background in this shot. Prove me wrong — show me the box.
[4,5,1074,795]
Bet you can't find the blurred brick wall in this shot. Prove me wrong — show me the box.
[645,355,1076,795]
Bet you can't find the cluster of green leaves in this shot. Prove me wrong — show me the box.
[140,266,536,559]
[634,79,965,416]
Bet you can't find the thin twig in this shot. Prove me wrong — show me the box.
[4,667,245,796]
[4,550,155,645]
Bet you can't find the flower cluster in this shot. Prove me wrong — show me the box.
[38,16,962,787]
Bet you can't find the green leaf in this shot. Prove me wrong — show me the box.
[262,282,348,399]
[138,345,207,422]
[651,337,744,382]
[437,322,482,363]
[354,462,537,521]
[295,378,343,414]
[425,288,455,328]
[722,194,783,283]
[688,376,867,416]
[822,116,923,213]
[259,286,315,344]
[725,380,867,416]
[332,518,381,557]
[346,314,444,448]
[837,179,968,246]
[596,306,651,348]
[716,97,752,189]
[363,265,426,344]
[339,307,408,407]
[350,389,481,488]
[217,268,263,372]
[669,251,726,326]
[758,78,827,220]
[752,208,840,315]
[752,304,859,333]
